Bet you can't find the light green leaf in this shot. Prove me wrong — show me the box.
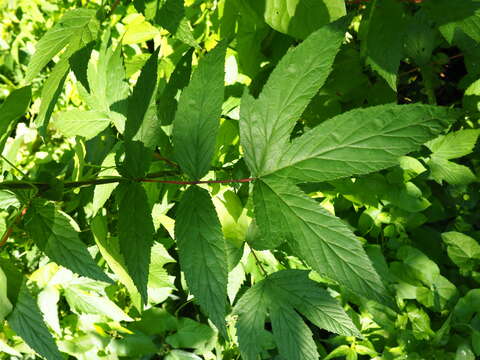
[165,350,202,360]
[175,186,229,335]
[239,20,345,176]
[116,182,155,304]
[52,110,111,140]
[254,177,391,305]
[0,266,13,322]
[172,42,227,179]
[428,157,477,185]
[234,270,359,360]
[359,0,407,90]
[64,283,132,322]
[123,18,159,45]
[91,151,119,216]
[426,129,480,159]
[7,280,62,360]
[442,232,480,272]
[264,0,346,39]
[125,47,160,148]
[37,286,61,335]
[25,200,112,283]
[0,86,31,153]
[25,8,98,82]
[267,104,456,183]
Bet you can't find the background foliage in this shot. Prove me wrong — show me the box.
[0,0,479,359]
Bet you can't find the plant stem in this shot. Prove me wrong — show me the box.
[140,178,255,185]
[251,250,268,277]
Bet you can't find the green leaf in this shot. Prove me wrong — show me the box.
[428,157,477,185]
[0,86,31,153]
[2,262,62,360]
[64,283,133,322]
[91,151,119,216]
[253,177,391,305]
[0,266,13,322]
[117,182,155,304]
[174,186,229,335]
[25,8,98,82]
[266,104,456,183]
[25,200,112,283]
[442,232,480,272]
[69,42,94,93]
[234,270,359,360]
[426,129,480,159]
[239,20,345,176]
[172,42,227,180]
[156,0,197,47]
[165,318,216,351]
[359,0,407,90]
[52,110,111,140]
[264,0,346,39]
[125,47,160,147]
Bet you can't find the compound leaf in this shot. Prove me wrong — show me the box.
[253,177,392,306]
[239,20,345,176]
[175,186,229,335]
[267,104,456,183]
[172,42,227,180]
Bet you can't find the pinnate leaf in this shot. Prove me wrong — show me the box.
[253,177,392,306]
[266,104,457,183]
[174,186,229,334]
[240,20,345,176]
[25,200,111,283]
[172,42,227,180]
[234,270,359,360]
[117,182,155,304]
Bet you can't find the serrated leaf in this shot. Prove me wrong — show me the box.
[156,0,197,47]
[239,20,345,176]
[92,151,119,216]
[52,110,111,140]
[125,47,160,147]
[426,129,480,160]
[0,86,31,153]
[266,104,456,183]
[442,232,480,272]
[1,262,62,360]
[360,0,407,90]
[117,182,155,305]
[172,42,227,180]
[25,200,112,283]
[428,157,477,185]
[264,0,346,39]
[25,8,98,82]
[234,270,359,360]
[254,177,391,305]
[175,186,228,335]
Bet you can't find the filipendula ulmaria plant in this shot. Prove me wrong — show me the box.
[0,8,458,360]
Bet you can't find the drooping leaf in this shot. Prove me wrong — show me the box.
[172,42,227,179]
[174,186,229,335]
[253,177,392,305]
[116,182,155,304]
[0,86,31,153]
[359,0,407,90]
[264,0,346,39]
[24,200,112,283]
[25,8,98,82]
[52,110,111,140]
[266,104,456,183]
[239,20,345,176]
[234,270,359,360]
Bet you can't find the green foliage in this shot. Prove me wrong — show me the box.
[0,0,479,359]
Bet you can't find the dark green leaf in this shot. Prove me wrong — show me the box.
[175,186,229,335]
[0,86,31,153]
[69,42,95,92]
[172,42,227,179]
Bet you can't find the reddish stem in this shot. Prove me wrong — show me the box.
[140,177,256,185]
[0,207,28,247]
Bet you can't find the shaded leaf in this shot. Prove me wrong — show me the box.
[0,86,31,153]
